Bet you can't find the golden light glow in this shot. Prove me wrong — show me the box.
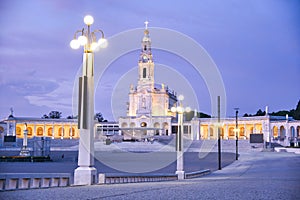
[78,35,87,46]
[70,39,80,49]
[178,95,184,101]
[84,15,94,25]
[91,42,99,51]
[98,38,108,48]
[171,107,177,113]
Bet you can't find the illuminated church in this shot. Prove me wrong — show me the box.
[0,23,300,148]
[119,22,177,137]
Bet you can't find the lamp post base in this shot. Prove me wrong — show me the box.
[176,170,185,180]
[74,167,97,185]
[19,147,30,156]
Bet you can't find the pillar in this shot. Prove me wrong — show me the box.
[224,124,228,140]
[74,51,97,185]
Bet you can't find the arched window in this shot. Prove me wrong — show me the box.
[16,127,21,135]
[273,126,278,138]
[240,127,245,137]
[48,128,53,136]
[279,126,285,141]
[221,128,224,138]
[37,127,43,136]
[58,127,64,137]
[69,128,75,137]
[140,122,147,127]
[229,127,234,136]
[209,127,214,137]
[27,127,33,136]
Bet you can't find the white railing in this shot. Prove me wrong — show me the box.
[0,173,71,191]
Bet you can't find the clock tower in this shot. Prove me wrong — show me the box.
[120,21,176,137]
[137,21,154,92]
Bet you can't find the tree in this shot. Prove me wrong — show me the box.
[95,112,104,122]
[48,111,62,119]
[42,114,49,119]
[255,109,265,116]
[67,115,78,119]
[243,113,249,117]
[291,100,300,120]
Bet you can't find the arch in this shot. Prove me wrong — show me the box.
[290,126,295,138]
[297,126,300,138]
[58,127,64,137]
[27,127,33,136]
[121,122,128,128]
[201,126,208,139]
[47,127,53,137]
[279,126,285,141]
[163,122,169,135]
[140,122,147,127]
[273,126,278,138]
[229,127,234,137]
[153,122,160,128]
[220,128,224,138]
[129,122,136,128]
[250,127,254,134]
[240,127,245,137]
[69,127,75,137]
[37,127,43,136]
[0,126,4,134]
[153,122,160,135]
[209,127,214,137]
[16,127,21,135]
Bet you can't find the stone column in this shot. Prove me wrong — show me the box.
[74,51,97,185]
[244,123,247,139]
[225,124,229,140]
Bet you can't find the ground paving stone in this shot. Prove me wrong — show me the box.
[1,151,299,200]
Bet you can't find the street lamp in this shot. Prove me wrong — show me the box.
[234,108,239,160]
[171,95,191,180]
[71,15,107,185]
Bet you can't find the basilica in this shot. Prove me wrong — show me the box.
[1,24,300,148]
[119,24,177,138]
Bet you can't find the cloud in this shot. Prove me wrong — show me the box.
[24,80,73,111]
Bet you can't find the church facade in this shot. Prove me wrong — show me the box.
[119,24,177,138]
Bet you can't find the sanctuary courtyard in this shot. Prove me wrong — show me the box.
[1,24,300,148]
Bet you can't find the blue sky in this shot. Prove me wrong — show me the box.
[0,0,299,120]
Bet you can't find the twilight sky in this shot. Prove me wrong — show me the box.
[0,0,299,120]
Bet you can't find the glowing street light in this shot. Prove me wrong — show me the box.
[171,95,191,180]
[71,15,107,185]
[70,15,107,52]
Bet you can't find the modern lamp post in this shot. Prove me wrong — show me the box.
[171,95,191,180]
[70,15,107,185]
[234,108,239,160]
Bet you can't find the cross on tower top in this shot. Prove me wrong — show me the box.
[144,21,149,29]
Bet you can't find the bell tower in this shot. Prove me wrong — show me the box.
[137,21,154,92]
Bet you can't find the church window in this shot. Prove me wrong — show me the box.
[143,68,147,78]
[144,45,147,51]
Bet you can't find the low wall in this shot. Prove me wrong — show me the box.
[99,173,178,184]
[0,173,72,191]
[98,169,210,184]
[185,169,211,179]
